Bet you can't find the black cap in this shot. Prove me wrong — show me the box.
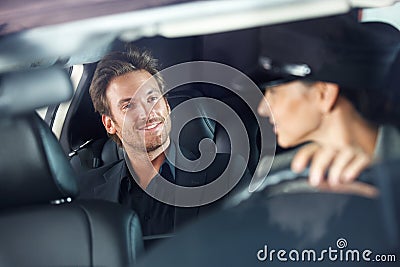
[249,12,400,91]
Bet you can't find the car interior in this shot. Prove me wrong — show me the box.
[1,0,400,266]
[61,33,263,174]
[0,74,143,266]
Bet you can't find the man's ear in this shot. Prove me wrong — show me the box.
[314,82,339,113]
[102,114,117,134]
[164,97,171,114]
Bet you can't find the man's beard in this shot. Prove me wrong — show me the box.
[145,132,167,152]
[144,116,170,152]
[122,116,171,153]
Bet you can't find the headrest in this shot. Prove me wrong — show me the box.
[0,113,78,209]
[0,67,73,117]
[167,93,215,158]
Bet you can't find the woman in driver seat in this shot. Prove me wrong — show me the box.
[256,13,400,189]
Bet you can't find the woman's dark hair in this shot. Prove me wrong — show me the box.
[339,86,400,127]
[301,79,400,127]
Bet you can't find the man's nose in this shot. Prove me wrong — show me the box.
[257,96,271,118]
[138,101,155,120]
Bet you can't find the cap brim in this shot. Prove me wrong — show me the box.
[246,65,299,91]
[231,62,306,92]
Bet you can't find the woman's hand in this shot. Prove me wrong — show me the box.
[291,143,373,187]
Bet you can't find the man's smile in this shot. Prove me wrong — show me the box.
[138,118,165,132]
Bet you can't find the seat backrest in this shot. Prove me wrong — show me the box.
[0,113,143,267]
[137,162,400,267]
[213,93,260,174]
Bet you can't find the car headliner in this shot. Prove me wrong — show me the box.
[0,0,353,73]
[0,1,395,74]
[0,0,193,36]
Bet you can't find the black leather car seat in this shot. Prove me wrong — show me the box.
[213,93,261,175]
[0,113,143,267]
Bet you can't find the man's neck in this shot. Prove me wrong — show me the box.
[124,138,170,189]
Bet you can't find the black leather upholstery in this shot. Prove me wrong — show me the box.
[213,94,260,174]
[138,162,400,267]
[0,113,143,267]
[0,114,78,208]
[101,137,124,164]
[168,93,215,159]
[0,200,142,267]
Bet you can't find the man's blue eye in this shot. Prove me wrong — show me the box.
[123,103,133,110]
[149,96,158,102]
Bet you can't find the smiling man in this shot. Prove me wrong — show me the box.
[103,68,172,189]
[79,47,251,236]
[79,48,178,236]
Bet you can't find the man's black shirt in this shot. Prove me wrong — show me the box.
[78,144,252,237]
[119,161,175,236]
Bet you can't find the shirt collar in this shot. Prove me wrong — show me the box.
[163,140,176,179]
[120,161,132,192]
[120,140,177,187]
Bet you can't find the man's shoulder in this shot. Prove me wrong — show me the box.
[79,159,124,179]
[78,159,124,194]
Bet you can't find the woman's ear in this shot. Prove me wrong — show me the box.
[314,82,339,113]
[102,114,117,134]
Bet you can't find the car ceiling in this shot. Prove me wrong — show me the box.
[0,0,195,72]
[0,0,194,36]
[2,0,397,75]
